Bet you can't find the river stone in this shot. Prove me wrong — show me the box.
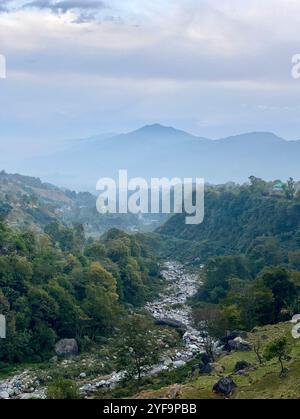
[291,314,300,324]
[19,393,37,400]
[162,356,173,366]
[228,337,252,352]
[234,361,252,373]
[55,338,79,357]
[189,344,199,352]
[210,363,225,374]
[167,385,182,399]
[0,391,9,399]
[199,363,212,374]
[213,377,237,397]
[220,331,247,346]
[155,319,187,332]
[173,360,186,368]
[292,324,300,339]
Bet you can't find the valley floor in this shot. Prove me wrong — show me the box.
[1,264,299,400]
[0,262,203,399]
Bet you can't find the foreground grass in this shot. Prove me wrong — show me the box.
[2,322,299,399]
[133,322,300,400]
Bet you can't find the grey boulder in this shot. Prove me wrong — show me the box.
[55,338,79,357]
[228,337,252,352]
[213,377,237,397]
[234,360,252,373]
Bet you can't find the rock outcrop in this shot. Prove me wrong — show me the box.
[227,337,252,352]
[55,338,79,357]
[213,377,237,397]
[234,360,252,373]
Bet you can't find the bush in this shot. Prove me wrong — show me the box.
[47,379,80,399]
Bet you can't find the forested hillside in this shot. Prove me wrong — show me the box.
[158,177,300,269]
[1,176,300,400]
[155,177,300,338]
[0,219,160,364]
[0,171,163,236]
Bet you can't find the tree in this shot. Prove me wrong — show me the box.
[261,267,297,321]
[193,306,227,361]
[239,280,275,329]
[285,177,296,200]
[248,237,284,274]
[264,337,291,376]
[115,315,160,382]
[0,202,12,218]
[288,250,300,270]
[0,219,160,364]
[119,258,146,305]
[253,336,264,365]
[82,262,119,336]
[199,255,251,304]
[249,176,268,194]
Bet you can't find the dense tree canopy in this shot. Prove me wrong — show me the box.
[0,220,159,363]
[158,178,300,268]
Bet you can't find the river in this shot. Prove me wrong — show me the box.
[80,261,204,393]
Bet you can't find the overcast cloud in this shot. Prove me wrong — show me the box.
[1,0,300,157]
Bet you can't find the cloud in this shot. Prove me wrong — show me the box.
[23,0,107,13]
[19,0,109,23]
[1,0,300,140]
[0,0,11,12]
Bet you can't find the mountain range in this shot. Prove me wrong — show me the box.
[13,124,300,191]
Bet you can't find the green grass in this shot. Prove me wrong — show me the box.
[132,321,300,399]
[2,321,300,399]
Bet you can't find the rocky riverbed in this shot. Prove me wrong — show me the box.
[80,262,204,395]
[0,370,46,399]
[146,261,204,362]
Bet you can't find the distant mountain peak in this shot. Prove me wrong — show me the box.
[143,123,167,130]
[220,131,285,143]
[134,123,188,135]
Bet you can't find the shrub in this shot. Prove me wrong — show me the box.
[47,379,80,399]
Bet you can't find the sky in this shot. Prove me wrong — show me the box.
[1,0,300,158]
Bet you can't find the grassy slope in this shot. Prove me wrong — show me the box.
[134,322,300,400]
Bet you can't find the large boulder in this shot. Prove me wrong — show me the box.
[291,314,300,324]
[228,337,252,352]
[199,363,212,374]
[173,360,186,369]
[0,391,9,399]
[213,377,237,397]
[55,338,79,357]
[155,319,187,336]
[199,353,211,365]
[234,361,252,373]
[167,385,182,400]
[220,331,248,346]
[292,324,300,339]
[210,363,225,374]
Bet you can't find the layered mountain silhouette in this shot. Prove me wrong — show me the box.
[19,124,300,190]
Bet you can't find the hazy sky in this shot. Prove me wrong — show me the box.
[1,0,300,151]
